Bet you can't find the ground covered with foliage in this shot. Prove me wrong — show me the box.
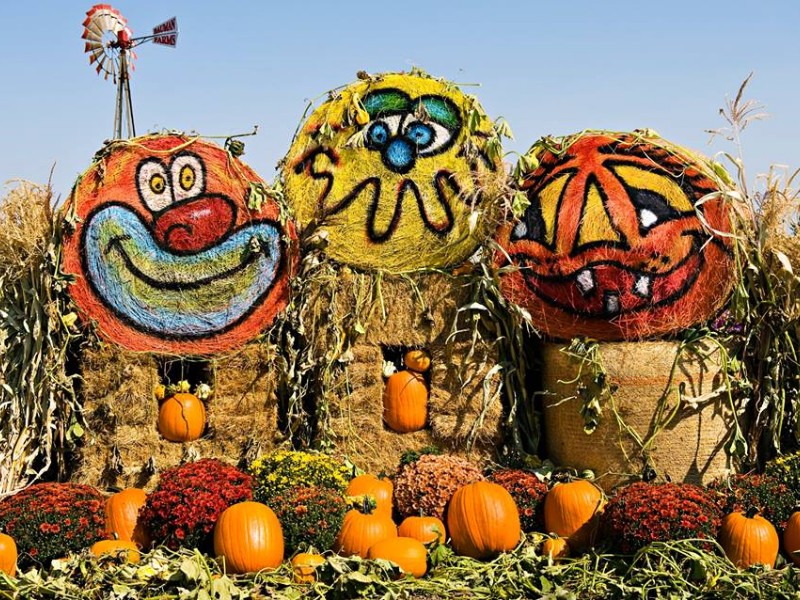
[2,536,800,599]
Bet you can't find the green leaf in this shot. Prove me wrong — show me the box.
[179,558,202,582]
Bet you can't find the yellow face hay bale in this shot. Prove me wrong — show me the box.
[284,71,504,273]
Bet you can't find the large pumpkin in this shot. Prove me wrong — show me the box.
[157,392,206,442]
[0,533,17,577]
[213,501,284,574]
[446,481,520,559]
[719,508,779,570]
[383,370,428,433]
[346,474,394,516]
[543,479,603,552]
[497,131,736,340]
[334,498,397,559]
[105,488,149,547]
[367,536,428,578]
[61,134,297,355]
[283,72,505,273]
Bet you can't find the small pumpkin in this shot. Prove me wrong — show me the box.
[398,515,445,545]
[291,552,326,583]
[0,533,17,577]
[543,479,603,552]
[334,497,397,558]
[541,537,570,562]
[719,507,779,570]
[383,370,428,433]
[783,511,800,567]
[90,539,141,563]
[346,474,393,516]
[403,349,431,373]
[105,488,149,548]
[214,501,284,574]
[447,481,521,559]
[158,392,206,442]
[367,536,428,578]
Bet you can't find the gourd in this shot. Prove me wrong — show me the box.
[346,474,393,516]
[543,479,603,552]
[367,536,427,577]
[383,371,427,433]
[291,552,326,583]
[105,488,149,548]
[397,515,445,545]
[158,392,206,442]
[90,539,141,563]
[403,349,431,373]
[334,497,397,558]
[719,507,779,570]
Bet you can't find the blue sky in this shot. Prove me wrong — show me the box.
[1,1,798,200]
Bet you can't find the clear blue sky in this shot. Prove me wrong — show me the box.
[1,1,798,201]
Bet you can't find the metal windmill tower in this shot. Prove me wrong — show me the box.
[82,5,178,139]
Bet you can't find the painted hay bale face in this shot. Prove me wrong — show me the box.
[284,72,503,273]
[62,134,296,355]
[497,132,736,340]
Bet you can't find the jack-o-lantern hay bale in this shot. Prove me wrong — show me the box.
[496,130,738,341]
[61,134,297,489]
[280,70,511,472]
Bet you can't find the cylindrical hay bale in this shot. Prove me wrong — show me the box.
[542,341,737,491]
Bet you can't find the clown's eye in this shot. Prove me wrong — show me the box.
[137,159,172,212]
[406,118,455,156]
[171,153,205,202]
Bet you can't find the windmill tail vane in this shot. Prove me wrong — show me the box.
[82,4,179,139]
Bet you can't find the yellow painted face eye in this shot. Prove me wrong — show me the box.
[150,174,166,194]
[179,165,195,191]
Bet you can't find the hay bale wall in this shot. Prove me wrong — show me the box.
[72,343,279,490]
[307,269,503,474]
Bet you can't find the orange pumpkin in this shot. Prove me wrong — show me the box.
[784,511,800,567]
[398,515,445,545]
[291,552,326,583]
[541,537,570,562]
[105,488,149,548]
[90,539,141,563]
[383,370,427,433]
[346,474,394,516]
[367,536,428,578]
[497,132,735,340]
[334,497,397,558]
[719,507,779,570]
[0,533,17,577]
[214,501,284,574]
[543,479,603,552]
[446,481,521,559]
[403,349,431,373]
[158,392,206,442]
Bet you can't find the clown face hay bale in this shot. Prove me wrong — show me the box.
[283,70,505,273]
[497,131,737,340]
[61,134,297,356]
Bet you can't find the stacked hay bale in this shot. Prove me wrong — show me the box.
[61,134,296,489]
[496,130,741,490]
[281,70,511,473]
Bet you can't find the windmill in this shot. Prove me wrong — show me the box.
[82,5,178,139]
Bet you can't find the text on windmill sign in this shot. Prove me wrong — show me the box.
[152,17,178,47]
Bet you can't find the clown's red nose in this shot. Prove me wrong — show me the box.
[153,196,236,254]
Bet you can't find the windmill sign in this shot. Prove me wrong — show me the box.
[152,17,178,47]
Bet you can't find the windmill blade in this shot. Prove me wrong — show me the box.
[82,4,136,76]
[152,31,178,47]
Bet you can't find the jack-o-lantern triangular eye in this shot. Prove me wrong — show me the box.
[609,164,695,233]
[511,172,570,246]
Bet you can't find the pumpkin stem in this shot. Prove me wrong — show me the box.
[745,506,760,519]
